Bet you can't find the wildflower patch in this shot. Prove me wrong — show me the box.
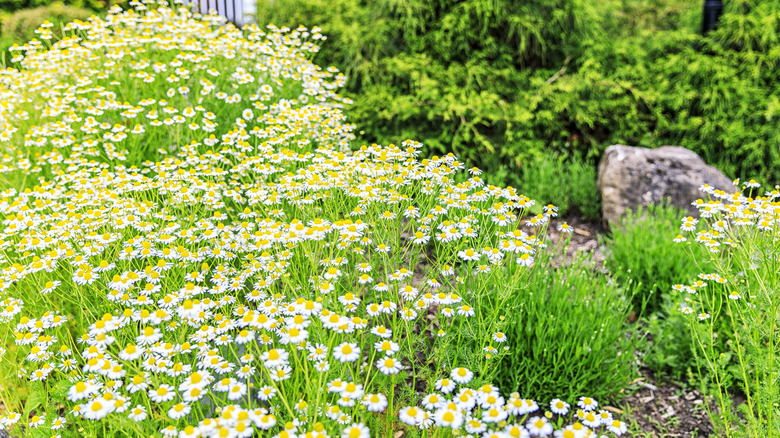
[0,2,629,437]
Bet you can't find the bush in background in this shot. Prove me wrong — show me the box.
[611,0,780,184]
[0,0,108,13]
[0,3,93,57]
[1,3,92,38]
[496,251,639,403]
[254,0,605,187]
[255,0,780,186]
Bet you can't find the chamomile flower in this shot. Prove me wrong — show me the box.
[435,378,457,394]
[549,399,569,415]
[128,405,147,422]
[29,414,45,428]
[451,367,474,384]
[376,357,403,375]
[399,406,423,426]
[526,416,553,436]
[256,385,277,401]
[482,407,508,423]
[371,325,392,338]
[149,384,176,403]
[374,340,400,356]
[168,403,191,419]
[606,419,627,435]
[434,408,463,429]
[362,393,388,412]
[457,305,475,317]
[421,393,446,410]
[577,397,598,411]
[517,253,534,267]
[334,342,360,363]
[83,397,114,420]
[340,423,369,438]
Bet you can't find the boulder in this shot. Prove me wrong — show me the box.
[597,145,736,225]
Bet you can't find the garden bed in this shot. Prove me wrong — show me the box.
[0,3,777,438]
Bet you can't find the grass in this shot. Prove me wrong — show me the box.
[602,203,713,315]
[497,248,640,403]
[518,155,602,221]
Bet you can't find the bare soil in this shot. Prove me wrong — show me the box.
[620,369,716,437]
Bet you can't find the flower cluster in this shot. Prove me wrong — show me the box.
[672,182,780,435]
[0,1,627,437]
[673,181,780,317]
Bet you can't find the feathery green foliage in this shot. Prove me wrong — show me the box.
[497,250,639,403]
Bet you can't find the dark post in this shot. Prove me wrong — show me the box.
[702,0,724,34]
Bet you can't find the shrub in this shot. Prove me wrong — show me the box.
[253,0,607,185]
[0,0,110,14]
[497,250,639,403]
[675,182,780,437]
[255,0,780,185]
[0,3,93,56]
[603,203,713,315]
[0,4,631,437]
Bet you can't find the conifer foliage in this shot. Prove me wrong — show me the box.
[256,0,780,184]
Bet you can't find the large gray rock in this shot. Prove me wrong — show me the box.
[597,145,736,225]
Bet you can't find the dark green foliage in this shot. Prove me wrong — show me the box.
[255,0,603,184]
[255,0,780,186]
[496,252,639,402]
[613,0,780,184]
[603,204,712,315]
[518,155,601,221]
[0,3,94,59]
[0,0,107,13]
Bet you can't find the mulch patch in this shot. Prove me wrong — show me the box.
[619,369,716,437]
